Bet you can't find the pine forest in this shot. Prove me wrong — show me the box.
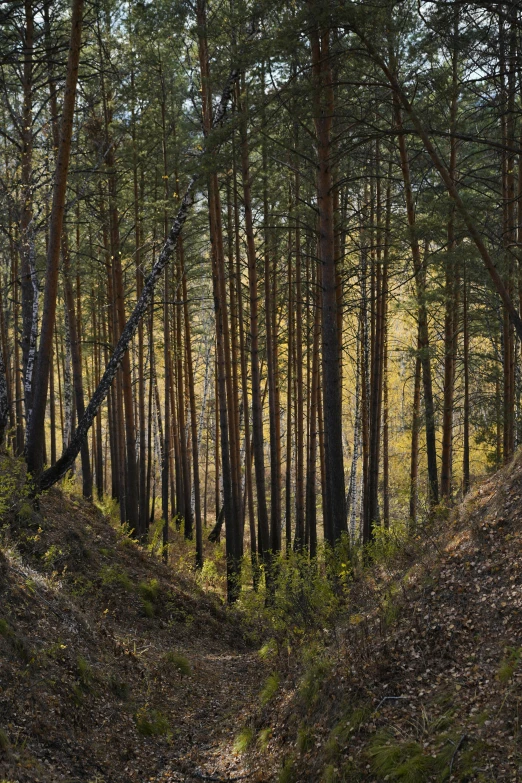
[1,1,522,781]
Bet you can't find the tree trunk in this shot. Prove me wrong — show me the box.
[26,0,84,479]
[310,18,346,544]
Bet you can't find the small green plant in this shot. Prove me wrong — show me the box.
[234,727,254,753]
[278,757,296,783]
[77,656,93,690]
[109,676,129,700]
[138,578,160,603]
[70,577,94,597]
[497,646,521,683]
[17,500,35,524]
[325,718,353,760]
[297,724,314,753]
[100,565,132,591]
[135,708,169,736]
[0,455,24,518]
[43,545,64,567]
[368,728,453,782]
[321,765,337,783]
[0,728,9,752]
[71,683,84,707]
[164,651,191,676]
[43,641,67,660]
[257,727,272,750]
[196,559,224,591]
[367,521,408,565]
[345,705,370,732]
[141,599,155,618]
[260,672,280,706]
[299,654,331,707]
[0,619,9,637]
[258,638,278,661]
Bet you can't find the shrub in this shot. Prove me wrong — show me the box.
[100,565,132,591]
[164,651,191,676]
[138,578,160,603]
[135,709,169,736]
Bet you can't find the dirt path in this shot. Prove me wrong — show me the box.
[150,648,261,783]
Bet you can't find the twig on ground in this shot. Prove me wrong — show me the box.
[190,772,250,782]
[449,733,467,776]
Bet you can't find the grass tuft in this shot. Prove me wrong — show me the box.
[135,708,169,736]
[260,672,280,706]
[497,646,521,683]
[257,727,272,750]
[297,724,314,753]
[164,651,191,676]
[77,655,93,689]
[278,757,296,783]
[233,727,254,753]
[0,728,9,752]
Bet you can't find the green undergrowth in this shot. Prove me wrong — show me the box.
[231,512,501,782]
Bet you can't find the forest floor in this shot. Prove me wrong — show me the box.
[0,475,263,783]
[2,453,522,782]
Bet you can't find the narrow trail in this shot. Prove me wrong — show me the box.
[150,648,261,783]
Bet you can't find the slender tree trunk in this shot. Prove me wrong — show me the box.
[162,265,171,559]
[26,0,84,479]
[196,0,241,599]
[310,19,346,544]
[20,0,35,423]
[441,17,459,500]
[409,335,422,527]
[181,242,203,565]
[394,99,439,506]
[238,75,270,560]
[462,264,470,495]
[294,141,305,550]
[305,264,321,558]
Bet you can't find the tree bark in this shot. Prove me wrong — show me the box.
[310,17,346,544]
[26,0,84,478]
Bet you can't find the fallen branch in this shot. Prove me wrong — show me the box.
[449,733,467,776]
[191,773,250,782]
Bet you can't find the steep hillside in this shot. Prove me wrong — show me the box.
[240,458,522,782]
[0,485,259,783]
[3,455,522,783]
